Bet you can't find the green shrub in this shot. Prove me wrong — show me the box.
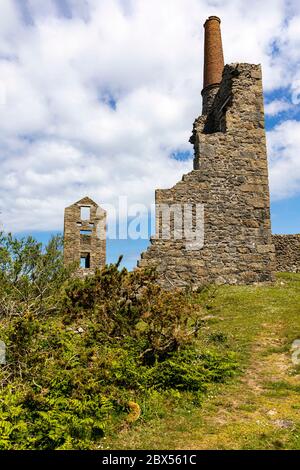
[0,237,239,449]
[145,349,238,391]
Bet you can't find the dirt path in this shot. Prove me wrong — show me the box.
[184,322,300,450]
[106,278,300,450]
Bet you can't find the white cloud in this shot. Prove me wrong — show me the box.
[264,99,293,116]
[0,0,299,232]
[268,120,300,200]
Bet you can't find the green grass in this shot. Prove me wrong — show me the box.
[105,273,300,450]
[0,264,239,450]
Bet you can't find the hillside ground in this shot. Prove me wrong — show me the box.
[105,273,300,450]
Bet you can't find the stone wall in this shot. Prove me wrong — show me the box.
[64,196,106,276]
[138,63,276,288]
[273,234,300,273]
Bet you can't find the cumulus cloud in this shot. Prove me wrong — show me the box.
[268,120,300,200]
[0,0,299,232]
[265,99,293,116]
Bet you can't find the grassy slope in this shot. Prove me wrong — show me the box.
[105,273,300,450]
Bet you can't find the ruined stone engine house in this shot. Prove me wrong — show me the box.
[64,197,106,276]
[138,16,299,288]
[63,16,300,284]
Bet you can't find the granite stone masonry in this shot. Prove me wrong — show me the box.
[64,196,106,276]
[138,39,276,288]
[272,235,300,273]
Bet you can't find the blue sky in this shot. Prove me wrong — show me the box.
[265,86,300,236]
[1,0,300,269]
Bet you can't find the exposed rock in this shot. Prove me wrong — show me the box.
[0,340,6,365]
[273,419,295,430]
[291,339,300,350]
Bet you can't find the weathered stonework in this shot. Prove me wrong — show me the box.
[138,63,276,288]
[64,196,106,276]
[272,234,300,273]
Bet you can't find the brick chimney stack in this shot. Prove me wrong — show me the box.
[202,16,224,114]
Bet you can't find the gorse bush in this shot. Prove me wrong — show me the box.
[62,259,204,363]
[0,234,239,449]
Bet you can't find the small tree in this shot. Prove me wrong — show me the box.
[0,233,71,317]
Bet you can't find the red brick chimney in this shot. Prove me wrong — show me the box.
[202,16,224,114]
